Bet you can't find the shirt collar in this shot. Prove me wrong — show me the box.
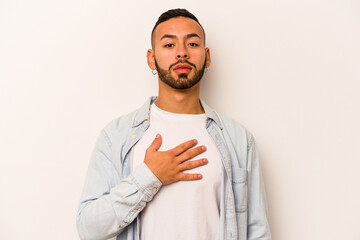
[132,96,223,130]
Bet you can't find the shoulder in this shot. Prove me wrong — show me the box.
[216,111,255,149]
[201,99,255,149]
[99,108,140,144]
[94,96,153,145]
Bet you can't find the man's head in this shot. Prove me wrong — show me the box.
[150,9,206,50]
[147,8,211,90]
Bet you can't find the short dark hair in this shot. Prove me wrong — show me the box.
[151,8,206,49]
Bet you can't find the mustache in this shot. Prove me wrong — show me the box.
[169,60,197,71]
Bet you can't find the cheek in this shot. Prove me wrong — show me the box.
[155,50,173,66]
[155,50,174,63]
[192,52,206,68]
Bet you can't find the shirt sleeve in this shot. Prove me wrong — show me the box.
[246,136,272,240]
[76,129,162,240]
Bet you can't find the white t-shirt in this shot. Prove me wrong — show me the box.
[132,102,222,240]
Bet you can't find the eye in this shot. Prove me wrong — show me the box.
[189,42,198,47]
[164,43,174,48]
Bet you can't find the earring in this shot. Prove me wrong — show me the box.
[152,69,157,75]
[205,68,209,73]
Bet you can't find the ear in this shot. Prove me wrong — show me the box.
[205,47,211,68]
[147,49,156,70]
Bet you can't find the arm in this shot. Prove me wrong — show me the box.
[76,130,162,240]
[247,136,272,240]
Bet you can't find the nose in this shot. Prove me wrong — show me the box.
[176,44,189,59]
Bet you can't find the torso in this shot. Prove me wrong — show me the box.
[132,102,223,240]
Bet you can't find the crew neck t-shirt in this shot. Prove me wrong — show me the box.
[132,102,222,240]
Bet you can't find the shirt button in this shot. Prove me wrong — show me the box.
[131,135,136,139]
[133,121,138,125]
[137,207,142,211]
[152,187,157,192]
[144,120,148,124]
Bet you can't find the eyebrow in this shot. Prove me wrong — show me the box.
[160,33,201,41]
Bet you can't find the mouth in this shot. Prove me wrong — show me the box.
[173,64,192,73]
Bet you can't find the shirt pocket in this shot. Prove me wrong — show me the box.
[232,167,248,213]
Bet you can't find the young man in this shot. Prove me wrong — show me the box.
[77,8,271,240]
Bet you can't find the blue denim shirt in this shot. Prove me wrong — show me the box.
[77,96,271,240]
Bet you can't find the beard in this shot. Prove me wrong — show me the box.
[155,57,206,90]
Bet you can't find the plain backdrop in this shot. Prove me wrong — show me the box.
[1,0,359,239]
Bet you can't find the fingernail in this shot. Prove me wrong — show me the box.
[198,174,202,179]
[203,158,208,163]
[156,134,160,138]
[193,139,198,144]
[202,146,206,151]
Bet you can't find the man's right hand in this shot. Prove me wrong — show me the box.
[144,133,208,185]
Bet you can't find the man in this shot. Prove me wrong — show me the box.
[77,8,271,240]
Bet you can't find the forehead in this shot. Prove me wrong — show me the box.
[153,17,204,42]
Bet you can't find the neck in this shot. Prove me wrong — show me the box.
[155,80,204,114]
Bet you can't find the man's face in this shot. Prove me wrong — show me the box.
[148,17,211,90]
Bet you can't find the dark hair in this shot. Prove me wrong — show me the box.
[151,8,206,49]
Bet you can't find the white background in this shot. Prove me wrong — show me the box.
[1,0,359,239]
